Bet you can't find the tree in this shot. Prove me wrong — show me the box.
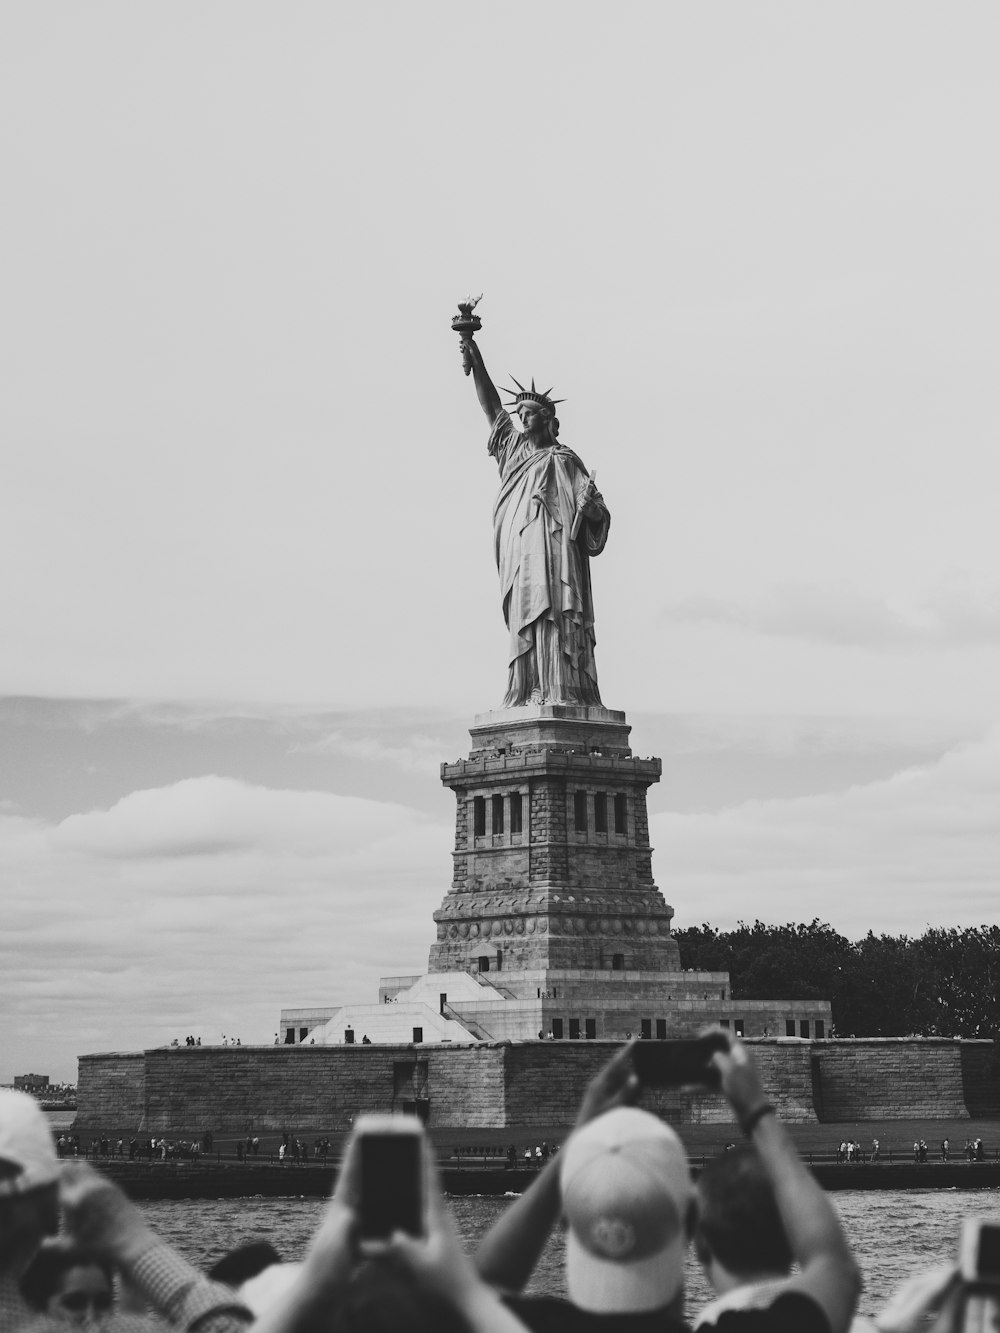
[671,921,1000,1040]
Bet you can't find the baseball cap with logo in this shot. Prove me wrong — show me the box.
[0,1090,60,1197]
[560,1106,694,1314]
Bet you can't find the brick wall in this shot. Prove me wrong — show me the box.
[428,1046,507,1127]
[75,1053,145,1134]
[142,1046,409,1135]
[529,778,568,882]
[76,1037,987,1135]
[451,792,468,888]
[812,1039,971,1121]
[504,1042,614,1124]
[502,1041,819,1127]
[959,1040,1000,1118]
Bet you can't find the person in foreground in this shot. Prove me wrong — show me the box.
[0,1091,62,1332]
[1,1088,251,1333]
[693,1144,969,1333]
[21,1240,115,1327]
[249,1117,531,1333]
[693,1145,798,1327]
[474,1032,862,1333]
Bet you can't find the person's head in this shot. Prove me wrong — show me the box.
[208,1240,283,1289]
[0,1091,61,1275]
[694,1144,793,1289]
[21,1241,114,1327]
[325,1257,471,1333]
[559,1106,695,1315]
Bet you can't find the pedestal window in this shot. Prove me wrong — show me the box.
[510,792,523,834]
[614,793,627,834]
[574,790,588,831]
[594,792,607,833]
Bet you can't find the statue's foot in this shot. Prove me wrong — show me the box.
[530,689,544,705]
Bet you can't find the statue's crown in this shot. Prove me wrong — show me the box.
[504,376,564,413]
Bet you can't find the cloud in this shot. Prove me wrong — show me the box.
[662,578,1000,649]
[54,775,428,860]
[658,727,1000,937]
[646,713,982,759]
[0,777,450,1081]
[293,730,446,774]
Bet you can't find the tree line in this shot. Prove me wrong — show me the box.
[672,920,1000,1040]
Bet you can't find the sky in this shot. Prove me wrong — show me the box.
[1,2,997,1084]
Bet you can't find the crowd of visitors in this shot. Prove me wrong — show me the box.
[2,1034,995,1333]
[831,1135,992,1166]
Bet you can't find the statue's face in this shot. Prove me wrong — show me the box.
[518,403,549,436]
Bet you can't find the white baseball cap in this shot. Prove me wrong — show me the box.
[560,1106,693,1314]
[0,1090,60,1198]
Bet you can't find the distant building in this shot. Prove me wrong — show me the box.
[14,1073,50,1093]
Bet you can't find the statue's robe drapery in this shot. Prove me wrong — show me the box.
[488,409,610,707]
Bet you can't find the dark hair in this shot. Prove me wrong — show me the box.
[20,1242,113,1311]
[208,1240,283,1287]
[324,1258,471,1333]
[695,1145,793,1278]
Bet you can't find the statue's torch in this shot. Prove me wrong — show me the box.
[451,294,483,375]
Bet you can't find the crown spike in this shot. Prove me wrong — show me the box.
[509,375,526,392]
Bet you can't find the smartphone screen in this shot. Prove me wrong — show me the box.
[977,1226,1000,1281]
[631,1034,726,1088]
[359,1131,423,1240]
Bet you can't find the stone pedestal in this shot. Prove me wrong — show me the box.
[428,705,680,984]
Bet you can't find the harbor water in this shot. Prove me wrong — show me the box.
[140,1187,1000,1321]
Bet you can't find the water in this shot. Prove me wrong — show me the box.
[139,1187,1000,1321]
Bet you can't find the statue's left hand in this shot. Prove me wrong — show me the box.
[582,482,605,518]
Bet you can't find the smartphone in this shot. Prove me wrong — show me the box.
[356,1115,425,1243]
[630,1032,729,1089]
[960,1220,1000,1285]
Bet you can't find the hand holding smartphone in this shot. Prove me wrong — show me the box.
[354,1114,425,1247]
[630,1031,729,1089]
[957,1220,1000,1333]
[960,1219,1000,1286]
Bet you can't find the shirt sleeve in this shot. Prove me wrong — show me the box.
[714,1292,832,1333]
[129,1242,252,1333]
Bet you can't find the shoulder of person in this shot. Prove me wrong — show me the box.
[714,1291,831,1333]
[506,1293,689,1333]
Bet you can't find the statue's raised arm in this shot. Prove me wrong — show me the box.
[451,297,610,710]
[464,336,503,426]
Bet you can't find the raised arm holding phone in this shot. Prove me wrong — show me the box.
[475,1033,861,1333]
[250,1115,531,1333]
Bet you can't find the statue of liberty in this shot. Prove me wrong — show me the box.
[455,306,610,708]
